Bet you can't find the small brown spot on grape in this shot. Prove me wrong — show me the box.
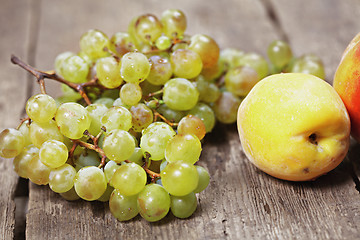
[309,133,318,145]
[303,167,309,173]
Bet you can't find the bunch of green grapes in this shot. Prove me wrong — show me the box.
[1,9,326,223]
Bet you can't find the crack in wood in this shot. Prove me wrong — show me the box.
[346,139,360,195]
[22,0,42,117]
[15,0,42,239]
[348,157,360,194]
[259,0,289,42]
[14,178,29,240]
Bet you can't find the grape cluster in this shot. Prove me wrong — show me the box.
[1,9,325,222]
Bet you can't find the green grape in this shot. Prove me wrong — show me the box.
[113,98,130,109]
[102,129,135,163]
[128,16,146,49]
[160,160,168,172]
[104,160,121,184]
[177,115,206,140]
[188,34,220,69]
[187,103,215,133]
[109,189,139,221]
[165,134,202,164]
[74,150,101,171]
[267,40,293,70]
[161,161,199,196]
[39,140,68,168]
[205,82,221,102]
[155,36,172,50]
[128,147,144,166]
[219,48,245,71]
[97,185,114,202]
[94,97,114,108]
[60,84,82,102]
[60,187,80,201]
[170,192,197,219]
[55,102,91,139]
[130,103,153,132]
[55,96,76,106]
[86,103,108,136]
[195,76,220,103]
[140,122,176,160]
[49,163,76,193]
[120,52,151,83]
[200,60,224,82]
[134,14,163,43]
[28,155,51,185]
[61,55,89,83]
[161,9,187,38]
[18,119,32,147]
[224,66,259,97]
[0,128,25,158]
[193,165,210,193]
[236,53,269,80]
[172,42,189,51]
[171,49,203,79]
[163,78,199,111]
[101,89,121,99]
[29,120,63,148]
[147,55,173,85]
[79,29,110,60]
[290,54,325,79]
[101,106,132,132]
[137,184,170,222]
[74,166,107,201]
[156,104,185,123]
[77,51,93,65]
[111,162,147,196]
[109,32,135,57]
[54,51,75,76]
[145,99,160,109]
[120,83,142,106]
[213,91,241,124]
[13,144,39,179]
[96,57,123,88]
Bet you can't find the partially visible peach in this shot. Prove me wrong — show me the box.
[333,32,360,142]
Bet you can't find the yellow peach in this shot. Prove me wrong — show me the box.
[237,73,350,181]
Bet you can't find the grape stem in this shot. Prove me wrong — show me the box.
[145,89,163,100]
[16,117,31,130]
[67,142,79,165]
[125,158,161,180]
[71,138,107,168]
[153,110,178,127]
[10,55,108,105]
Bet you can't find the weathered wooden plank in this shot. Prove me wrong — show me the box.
[0,0,30,239]
[22,0,360,240]
[268,0,360,83]
[239,0,360,239]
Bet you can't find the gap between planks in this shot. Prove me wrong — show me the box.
[14,0,43,239]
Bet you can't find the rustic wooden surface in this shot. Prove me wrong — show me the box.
[1,0,360,239]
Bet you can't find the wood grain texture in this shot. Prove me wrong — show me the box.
[0,0,358,239]
[0,0,30,239]
[268,0,360,83]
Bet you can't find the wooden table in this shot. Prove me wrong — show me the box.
[1,0,360,239]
